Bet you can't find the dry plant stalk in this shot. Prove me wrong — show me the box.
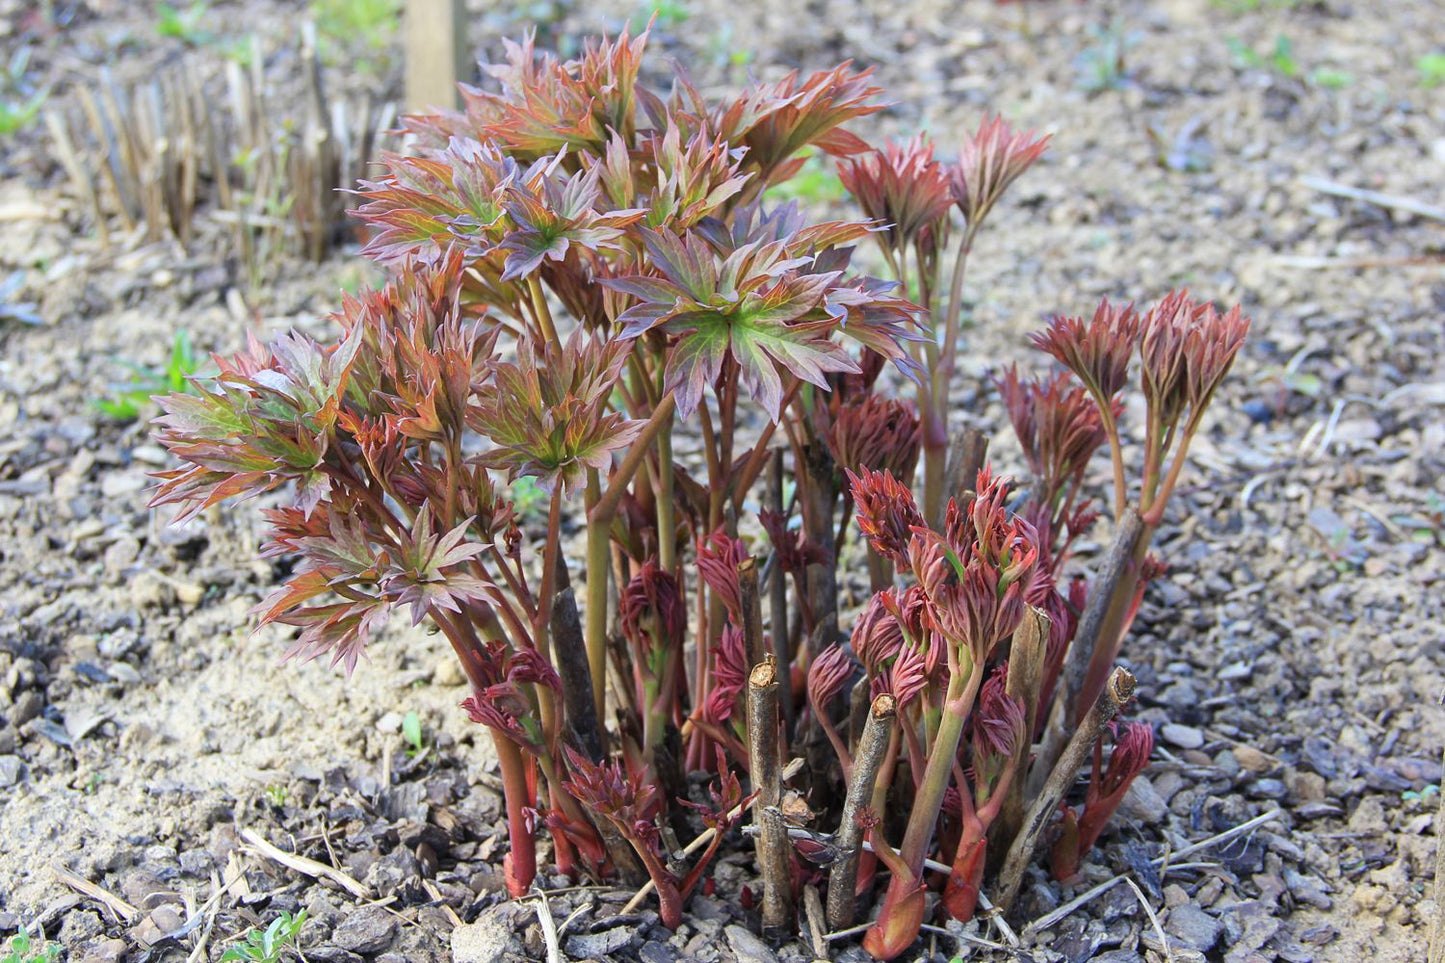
[747,657,794,937]
[995,667,1137,913]
[992,606,1050,853]
[828,693,898,929]
[45,30,392,279]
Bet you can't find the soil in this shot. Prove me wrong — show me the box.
[1,0,1442,961]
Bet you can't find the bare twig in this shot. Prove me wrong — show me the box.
[1300,174,1445,223]
[239,827,372,900]
[803,884,830,960]
[1124,876,1174,963]
[826,693,897,929]
[748,656,795,938]
[995,667,1136,913]
[50,865,138,923]
[527,886,563,963]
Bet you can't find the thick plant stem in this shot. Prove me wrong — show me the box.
[899,666,980,870]
[656,415,677,572]
[991,606,1050,863]
[767,450,794,737]
[1076,520,1156,722]
[1057,508,1144,720]
[827,694,897,930]
[1032,512,1143,801]
[527,275,561,352]
[995,667,1136,914]
[738,556,767,668]
[747,657,794,938]
[584,395,679,720]
[798,440,839,653]
[491,727,536,898]
[944,426,989,500]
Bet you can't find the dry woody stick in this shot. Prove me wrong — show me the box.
[995,667,1136,913]
[747,656,795,937]
[827,693,898,929]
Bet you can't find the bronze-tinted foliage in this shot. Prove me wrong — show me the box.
[149,21,1252,956]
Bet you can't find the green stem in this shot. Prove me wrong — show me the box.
[528,275,562,353]
[898,660,982,873]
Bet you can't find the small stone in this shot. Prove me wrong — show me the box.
[149,904,185,935]
[9,690,43,726]
[0,754,20,787]
[1161,723,1204,749]
[77,937,128,962]
[375,711,404,734]
[1232,746,1272,772]
[724,925,777,963]
[1166,904,1220,952]
[331,906,397,954]
[639,941,677,963]
[1348,796,1389,834]
[451,903,528,963]
[433,659,466,687]
[1119,775,1168,822]
[108,663,142,685]
[565,927,636,958]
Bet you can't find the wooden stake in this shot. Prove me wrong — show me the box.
[405,0,467,111]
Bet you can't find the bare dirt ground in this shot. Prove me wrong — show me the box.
[0,0,1442,960]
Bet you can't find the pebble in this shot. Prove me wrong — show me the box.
[1166,904,1220,952]
[451,918,519,963]
[0,754,24,787]
[331,906,397,954]
[724,925,777,963]
[433,658,466,687]
[1161,723,1205,749]
[565,927,636,958]
[1119,775,1168,822]
[10,690,43,726]
[76,937,128,962]
[1232,745,1272,772]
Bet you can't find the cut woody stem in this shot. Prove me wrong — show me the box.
[994,666,1137,914]
[991,606,1050,860]
[827,693,898,930]
[747,656,794,938]
[1030,508,1145,798]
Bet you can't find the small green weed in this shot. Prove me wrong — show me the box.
[1227,34,1300,78]
[1077,20,1139,93]
[1,48,45,137]
[311,0,400,71]
[765,153,847,208]
[1,928,60,963]
[1418,53,1445,88]
[1309,68,1352,89]
[220,910,308,963]
[263,784,288,808]
[509,475,550,520]
[402,710,427,758]
[644,0,690,28]
[155,2,213,45]
[95,330,203,421]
